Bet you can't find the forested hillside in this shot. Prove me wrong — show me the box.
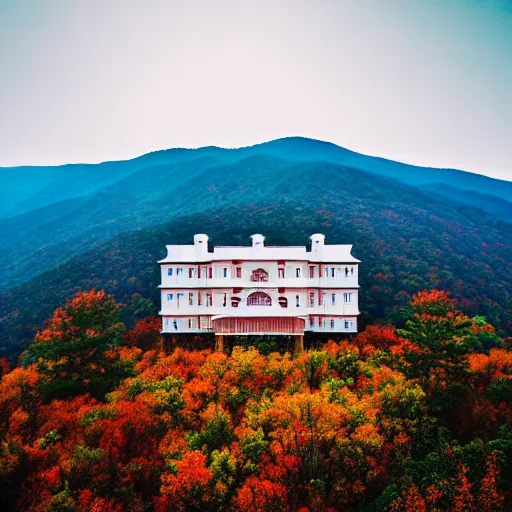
[2,137,512,292]
[421,183,512,221]
[2,184,512,358]
[1,289,511,511]
[1,138,512,358]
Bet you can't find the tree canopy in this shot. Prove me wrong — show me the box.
[0,289,511,511]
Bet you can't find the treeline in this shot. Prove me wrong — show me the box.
[1,289,511,511]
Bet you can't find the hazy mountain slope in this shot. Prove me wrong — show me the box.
[1,168,512,358]
[0,154,286,289]
[0,147,227,219]
[241,137,512,204]
[0,161,135,218]
[1,153,484,291]
[2,137,511,293]
[421,183,512,222]
[3,137,511,220]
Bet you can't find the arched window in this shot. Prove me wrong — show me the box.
[278,297,288,308]
[250,268,269,282]
[247,292,272,306]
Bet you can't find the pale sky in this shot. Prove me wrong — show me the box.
[0,0,511,180]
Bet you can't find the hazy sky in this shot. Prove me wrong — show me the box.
[1,0,511,180]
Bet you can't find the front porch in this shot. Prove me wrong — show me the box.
[211,316,305,335]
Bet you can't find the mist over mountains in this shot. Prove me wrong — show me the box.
[1,137,511,356]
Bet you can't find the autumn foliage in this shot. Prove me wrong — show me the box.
[0,289,511,511]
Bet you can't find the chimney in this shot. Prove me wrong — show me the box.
[250,233,265,250]
[310,233,325,253]
[194,233,209,258]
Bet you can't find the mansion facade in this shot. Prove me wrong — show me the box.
[158,233,360,340]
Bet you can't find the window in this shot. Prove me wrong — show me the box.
[295,268,301,278]
[309,292,315,307]
[345,320,354,329]
[324,267,328,277]
[351,267,354,276]
[173,319,178,330]
[188,268,195,278]
[247,292,272,306]
[331,267,335,278]
[310,317,315,327]
[236,267,242,278]
[330,319,335,329]
[177,268,183,276]
[206,293,212,306]
[223,293,227,307]
[167,268,173,276]
[345,267,349,277]
[332,293,336,305]
[209,267,213,279]
[296,295,300,307]
[278,297,288,308]
[319,317,323,327]
[177,293,184,305]
[251,268,269,282]
[189,293,194,305]
[167,293,173,301]
[200,317,208,329]
[319,291,323,306]
[188,318,192,329]
[198,292,202,305]
[309,266,315,278]
[278,267,285,278]
[344,293,352,303]
[231,296,241,307]
[223,267,228,278]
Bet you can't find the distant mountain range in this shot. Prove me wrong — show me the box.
[1,137,511,357]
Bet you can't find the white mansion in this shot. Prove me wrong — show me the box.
[158,233,360,347]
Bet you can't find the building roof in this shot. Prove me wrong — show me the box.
[158,234,361,264]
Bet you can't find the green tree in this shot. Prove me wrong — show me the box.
[398,290,473,411]
[23,289,133,399]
